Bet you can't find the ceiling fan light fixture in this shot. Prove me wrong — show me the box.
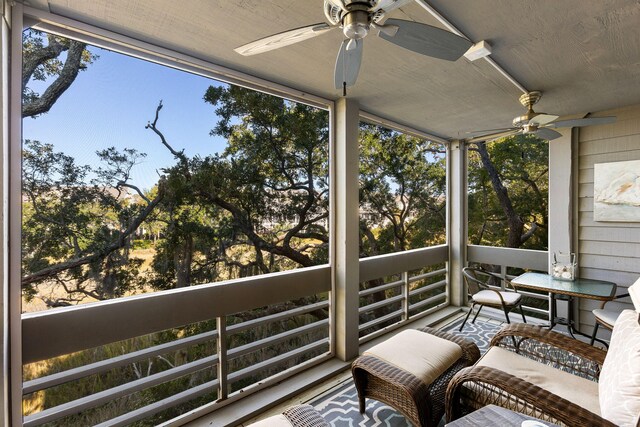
[343,9,371,40]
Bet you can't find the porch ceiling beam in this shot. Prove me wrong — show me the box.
[414,0,528,94]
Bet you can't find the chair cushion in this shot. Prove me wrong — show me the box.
[471,289,521,306]
[363,329,462,386]
[593,308,621,328]
[599,309,640,427]
[477,346,601,415]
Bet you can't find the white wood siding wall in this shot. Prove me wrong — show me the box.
[577,103,640,333]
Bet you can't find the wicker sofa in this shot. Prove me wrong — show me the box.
[446,310,640,427]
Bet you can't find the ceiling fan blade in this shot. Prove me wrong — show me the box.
[235,23,333,56]
[529,113,559,126]
[373,0,413,13]
[335,38,363,90]
[546,116,617,128]
[534,127,562,140]
[467,129,521,143]
[377,19,472,61]
[466,127,517,138]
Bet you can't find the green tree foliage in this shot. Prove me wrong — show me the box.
[21,140,162,303]
[359,124,446,256]
[20,31,550,427]
[468,135,549,249]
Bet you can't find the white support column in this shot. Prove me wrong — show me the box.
[3,2,23,427]
[0,2,8,424]
[548,129,573,323]
[333,98,360,361]
[4,2,22,426]
[447,140,466,306]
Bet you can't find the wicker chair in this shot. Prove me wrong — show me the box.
[590,291,630,345]
[591,277,639,345]
[459,267,526,332]
[446,311,640,427]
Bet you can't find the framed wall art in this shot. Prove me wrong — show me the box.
[593,159,640,222]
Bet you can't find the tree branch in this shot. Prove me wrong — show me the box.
[21,179,166,287]
[23,41,88,118]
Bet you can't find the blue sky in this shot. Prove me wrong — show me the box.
[23,43,229,191]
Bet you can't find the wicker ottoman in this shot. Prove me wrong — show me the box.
[351,327,480,427]
[248,404,328,427]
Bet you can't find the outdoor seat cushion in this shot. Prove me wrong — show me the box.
[471,289,521,306]
[363,329,463,386]
[593,308,622,328]
[476,346,601,415]
[599,309,640,427]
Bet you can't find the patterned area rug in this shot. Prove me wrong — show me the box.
[310,320,502,426]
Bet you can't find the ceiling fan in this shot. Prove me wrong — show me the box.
[234,0,472,94]
[467,91,617,143]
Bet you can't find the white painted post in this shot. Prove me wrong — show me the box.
[548,129,573,324]
[216,317,228,400]
[447,141,466,306]
[402,271,409,320]
[0,3,8,424]
[333,98,360,361]
[5,3,23,426]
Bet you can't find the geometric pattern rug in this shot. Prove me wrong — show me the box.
[309,319,502,426]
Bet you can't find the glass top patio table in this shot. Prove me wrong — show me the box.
[511,272,617,301]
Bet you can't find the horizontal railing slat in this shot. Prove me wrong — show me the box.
[517,289,549,300]
[358,294,404,314]
[408,268,447,283]
[359,309,404,332]
[467,245,548,271]
[22,265,331,364]
[24,353,219,427]
[24,329,219,394]
[358,279,403,297]
[409,293,447,312]
[408,280,447,297]
[228,320,329,360]
[226,300,329,335]
[522,306,549,315]
[227,340,329,384]
[359,245,448,282]
[94,379,219,427]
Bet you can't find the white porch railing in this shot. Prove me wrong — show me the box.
[21,244,551,425]
[21,245,452,426]
[467,245,549,318]
[358,244,449,342]
[22,266,332,427]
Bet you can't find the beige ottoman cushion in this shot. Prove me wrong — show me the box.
[364,329,463,386]
[477,346,601,415]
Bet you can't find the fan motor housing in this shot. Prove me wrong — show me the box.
[343,9,371,39]
[342,3,372,39]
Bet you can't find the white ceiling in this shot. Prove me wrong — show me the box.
[24,0,640,139]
